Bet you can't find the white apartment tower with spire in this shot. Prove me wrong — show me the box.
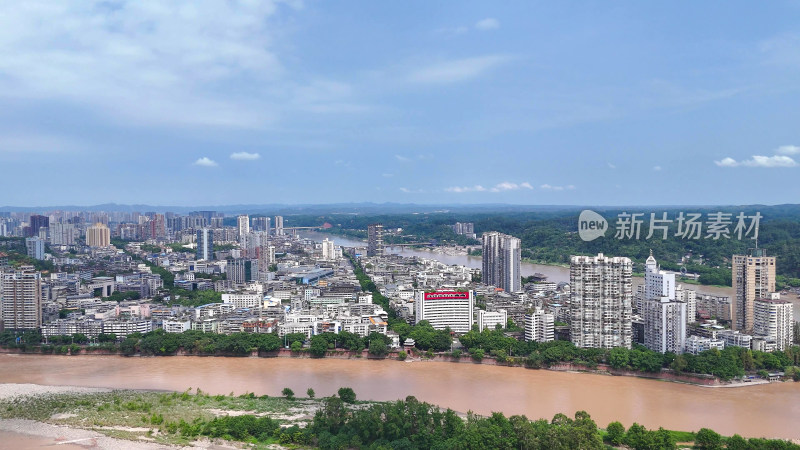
[642,251,687,354]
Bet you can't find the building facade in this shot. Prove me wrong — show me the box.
[196,228,214,261]
[1,266,42,330]
[569,253,633,349]
[237,215,250,241]
[25,237,45,260]
[732,249,775,333]
[642,297,687,354]
[321,238,336,261]
[476,309,507,331]
[524,309,555,343]
[481,231,521,293]
[414,291,473,333]
[367,224,384,257]
[86,222,111,247]
[753,297,793,352]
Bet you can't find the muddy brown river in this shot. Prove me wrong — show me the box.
[1,354,799,439]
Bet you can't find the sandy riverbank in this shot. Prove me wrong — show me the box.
[0,383,254,449]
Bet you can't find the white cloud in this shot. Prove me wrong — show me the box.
[399,187,424,194]
[777,145,800,155]
[382,173,394,178]
[193,157,218,167]
[653,166,662,171]
[230,151,260,160]
[715,155,798,168]
[714,157,739,167]
[540,184,575,191]
[445,185,487,193]
[395,154,411,162]
[475,18,500,31]
[489,181,534,192]
[607,162,616,169]
[0,2,369,129]
[408,55,511,84]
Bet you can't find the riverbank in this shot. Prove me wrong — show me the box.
[2,382,798,449]
[0,345,782,389]
[0,382,318,448]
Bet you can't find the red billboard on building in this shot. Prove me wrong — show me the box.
[423,291,470,300]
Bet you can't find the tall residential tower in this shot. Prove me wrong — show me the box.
[732,249,775,333]
[367,224,384,257]
[481,232,521,293]
[570,253,633,349]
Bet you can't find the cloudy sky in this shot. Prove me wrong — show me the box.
[1,1,799,206]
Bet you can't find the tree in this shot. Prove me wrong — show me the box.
[398,350,407,360]
[290,340,302,352]
[606,421,625,445]
[309,335,328,358]
[368,338,388,357]
[307,388,315,398]
[695,428,723,450]
[670,354,688,373]
[337,387,356,403]
[725,434,749,450]
[281,388,295,400]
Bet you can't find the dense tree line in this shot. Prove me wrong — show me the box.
[307,394,800,450]
[118,329,281,356]
[457,327,800,381]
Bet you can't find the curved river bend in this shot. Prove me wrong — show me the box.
[1,354,799,440]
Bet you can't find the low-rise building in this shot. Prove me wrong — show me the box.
[684,335,724,355]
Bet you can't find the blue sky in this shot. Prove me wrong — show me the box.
[1,1,799,206]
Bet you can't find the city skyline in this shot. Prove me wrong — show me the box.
[1,1,799,205]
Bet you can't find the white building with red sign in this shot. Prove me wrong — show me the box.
[414,290,474,333]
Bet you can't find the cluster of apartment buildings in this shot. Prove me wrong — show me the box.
[569,250,793,355]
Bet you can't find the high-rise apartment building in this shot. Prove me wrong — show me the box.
[1,266,42,329]
[274,216,284,236]
[644,251,675,301]
[642,297,687,354]
[675,284,697,324]
[414,291,473,333]
[237,215,250,240]
[753,297,793,351]
[196,228,214,261]
[481,232,521,293]
[321,238,336,261]
[226,258,259,284]
[642,252,688,353]
[252,216,271,234]
[452,222,476,239]
[732,249,775,333]
[50,223,76,246]
[367,224,384,257]
[570,253,633,349]
[28,214,49,238]
[25,237,45,260]
[86,223,111,247]
[146,214,166,239]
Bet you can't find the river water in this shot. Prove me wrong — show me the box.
[0,354,799,440]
